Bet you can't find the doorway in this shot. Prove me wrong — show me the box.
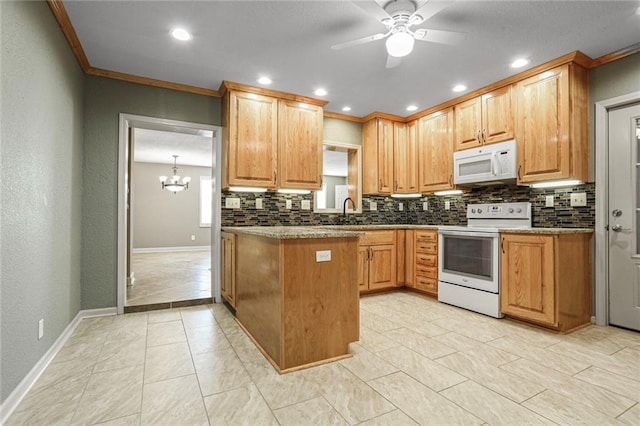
[117,114,222,314]
[595,92,640,331]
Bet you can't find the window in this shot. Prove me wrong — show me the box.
[200,176,212,227]
[314,141,362,213]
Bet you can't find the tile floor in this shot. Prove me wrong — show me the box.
[127,250,211,306]
[7,292,640,425]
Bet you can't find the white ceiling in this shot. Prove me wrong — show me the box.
[133,128,213,167]
[63,1,640,118]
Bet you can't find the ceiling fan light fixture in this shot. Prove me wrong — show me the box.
[385,32,414,58]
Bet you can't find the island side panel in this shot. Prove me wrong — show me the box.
[235,234,282,365]
[281,237,359,370]
[557,233,592,331]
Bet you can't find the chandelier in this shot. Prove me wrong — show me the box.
[159,155,191,193]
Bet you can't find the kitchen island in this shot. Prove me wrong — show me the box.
[223,226,363,373]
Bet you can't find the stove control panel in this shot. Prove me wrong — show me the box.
[467,202,531,220]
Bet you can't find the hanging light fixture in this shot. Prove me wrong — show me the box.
[159,155,191,193]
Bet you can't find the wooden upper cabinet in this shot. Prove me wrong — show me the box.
[515,63,588,184]
[418,108,455,192]
[277,100,323,189]
[394,121,419,193]
[363,118,394,194]
[455,86,514,151]
[224,90,278,188]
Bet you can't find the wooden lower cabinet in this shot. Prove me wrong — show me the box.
[358,230,397,292]
[413,230,438,296]
[500,232,592,332]
[221,232,236,308]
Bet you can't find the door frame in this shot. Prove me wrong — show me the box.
[117,113,222,314]
[594,90,640,326]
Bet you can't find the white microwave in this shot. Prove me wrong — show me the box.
[453,140,517,185]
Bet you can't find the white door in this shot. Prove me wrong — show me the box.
[608,103,640,331]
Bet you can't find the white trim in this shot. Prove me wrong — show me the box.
[0,308,116,424]
[132,246,210,254]
[594,90,640,326]
[118,114,222,314]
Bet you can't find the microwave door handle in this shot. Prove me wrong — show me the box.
[491,152,498,176]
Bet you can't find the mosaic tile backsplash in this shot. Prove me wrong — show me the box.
[221,183,595,228]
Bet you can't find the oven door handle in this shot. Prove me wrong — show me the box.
[438,230,499,238]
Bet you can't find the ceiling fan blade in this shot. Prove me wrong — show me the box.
[353,0,392,23]
[386,55,402,69]
[414,28,465,45]
[331,32,388,50]
[411,1,455,23]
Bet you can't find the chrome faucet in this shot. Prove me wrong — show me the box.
[343,197,356,217]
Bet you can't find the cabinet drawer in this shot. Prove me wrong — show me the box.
[359,230,396,246]
[415,276,438,294]
[416,266,437,279]
[415,231,437,243]
[416,254,437,267]
[416,242,437,253]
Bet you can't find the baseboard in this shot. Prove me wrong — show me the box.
[132,246,210,254]
[0,307,117,424]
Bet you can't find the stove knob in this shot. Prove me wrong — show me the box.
[516,208,522,213]
[477,208,483,214]
[508,208,514,213]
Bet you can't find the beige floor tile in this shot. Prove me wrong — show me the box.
[105,322,148,343]
[181,306,216,329]
[567,325,635,355]
[203,384,277,426]
[146,320,186,347]
[186,326,231,355]
[140,374,209,426]
[94,413,140,425]
[437,352,544,403]
[70,365,144,425]
[377,346,467,392]
[360,310,403,333]
[94,337,147,373]
[618,403,640,425]
[431,317,505,342]
[144,341,194,383]
[502,358,636,417]
[73,316,116,337]
[273,396,348,425]
[303,364,396,424]
[453,343,521,368]
[489,336,588,374]
[52,332,106,364]
[357,409,419,425]
[358,326,402,353]
[368,372,482,425]
[490,320,564,348]
[431,331,485,351]
[574,366,640,401]
[382,309,449,337]
[250,362,322,409]
[382,327,456,359]
[339,345,399,381]
[440,380,553,425]
[523,390,619,425]
[193,347,253,396]
[147,309,181,324]
[5,400,77,426]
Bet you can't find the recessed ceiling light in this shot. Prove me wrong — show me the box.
[452,84,467,93]
[342,106,352,112]
[257,76,272,85]
[406,105,418,112]
[511,58,530,68]
[171,28,192,41]
[314,88,327,96]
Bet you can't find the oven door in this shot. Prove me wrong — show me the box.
[438,230,499,293]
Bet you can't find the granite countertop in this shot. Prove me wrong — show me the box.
[222,226,364,239]
[498,227,594,234]
[324,224,440,230]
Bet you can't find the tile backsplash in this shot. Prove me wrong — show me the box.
[221,183,595,228]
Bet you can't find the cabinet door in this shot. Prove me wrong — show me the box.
[378,119,394,194]
[516,65,570,183]
[357,246,369,291]
[482,86,514,145]
[363,118,393,195]
[394,121,419,193]
[222,234,236,307]
[500,234,556,325]
[454,97,482,150]
[226,91,278,188]
[369,244,397,290]
[278,100,323,189]
[418,109,454,192]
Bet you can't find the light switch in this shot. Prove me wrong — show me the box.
[545,195,554,208]
[444,201,451,210]
[316,250,331,262]
[422,201,429,211]
[370,201,377,211]
[255,198,263,209]
[285,199,292,209]
[225,198,240,208]
[570,192,587,207]
[301,200,311,210]
[398,202,404,211]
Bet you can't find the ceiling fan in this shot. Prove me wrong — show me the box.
[331,0,465,68]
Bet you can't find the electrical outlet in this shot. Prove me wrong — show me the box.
[570,192,587,207]
[38,319,44,340]
[190,235,195,241]
[545,195,554,208]
[370,201,377,211]
[225,197,240,208]
[315,250,331,262]
[301,200,311,210]
[398,202,404,211]
[285,199,292,209]
[445,201,451,210]
[422,201,429,211]
[255,198,263,209]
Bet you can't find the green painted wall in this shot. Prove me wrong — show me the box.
[81,77,221,309]
[1,1,84,403]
